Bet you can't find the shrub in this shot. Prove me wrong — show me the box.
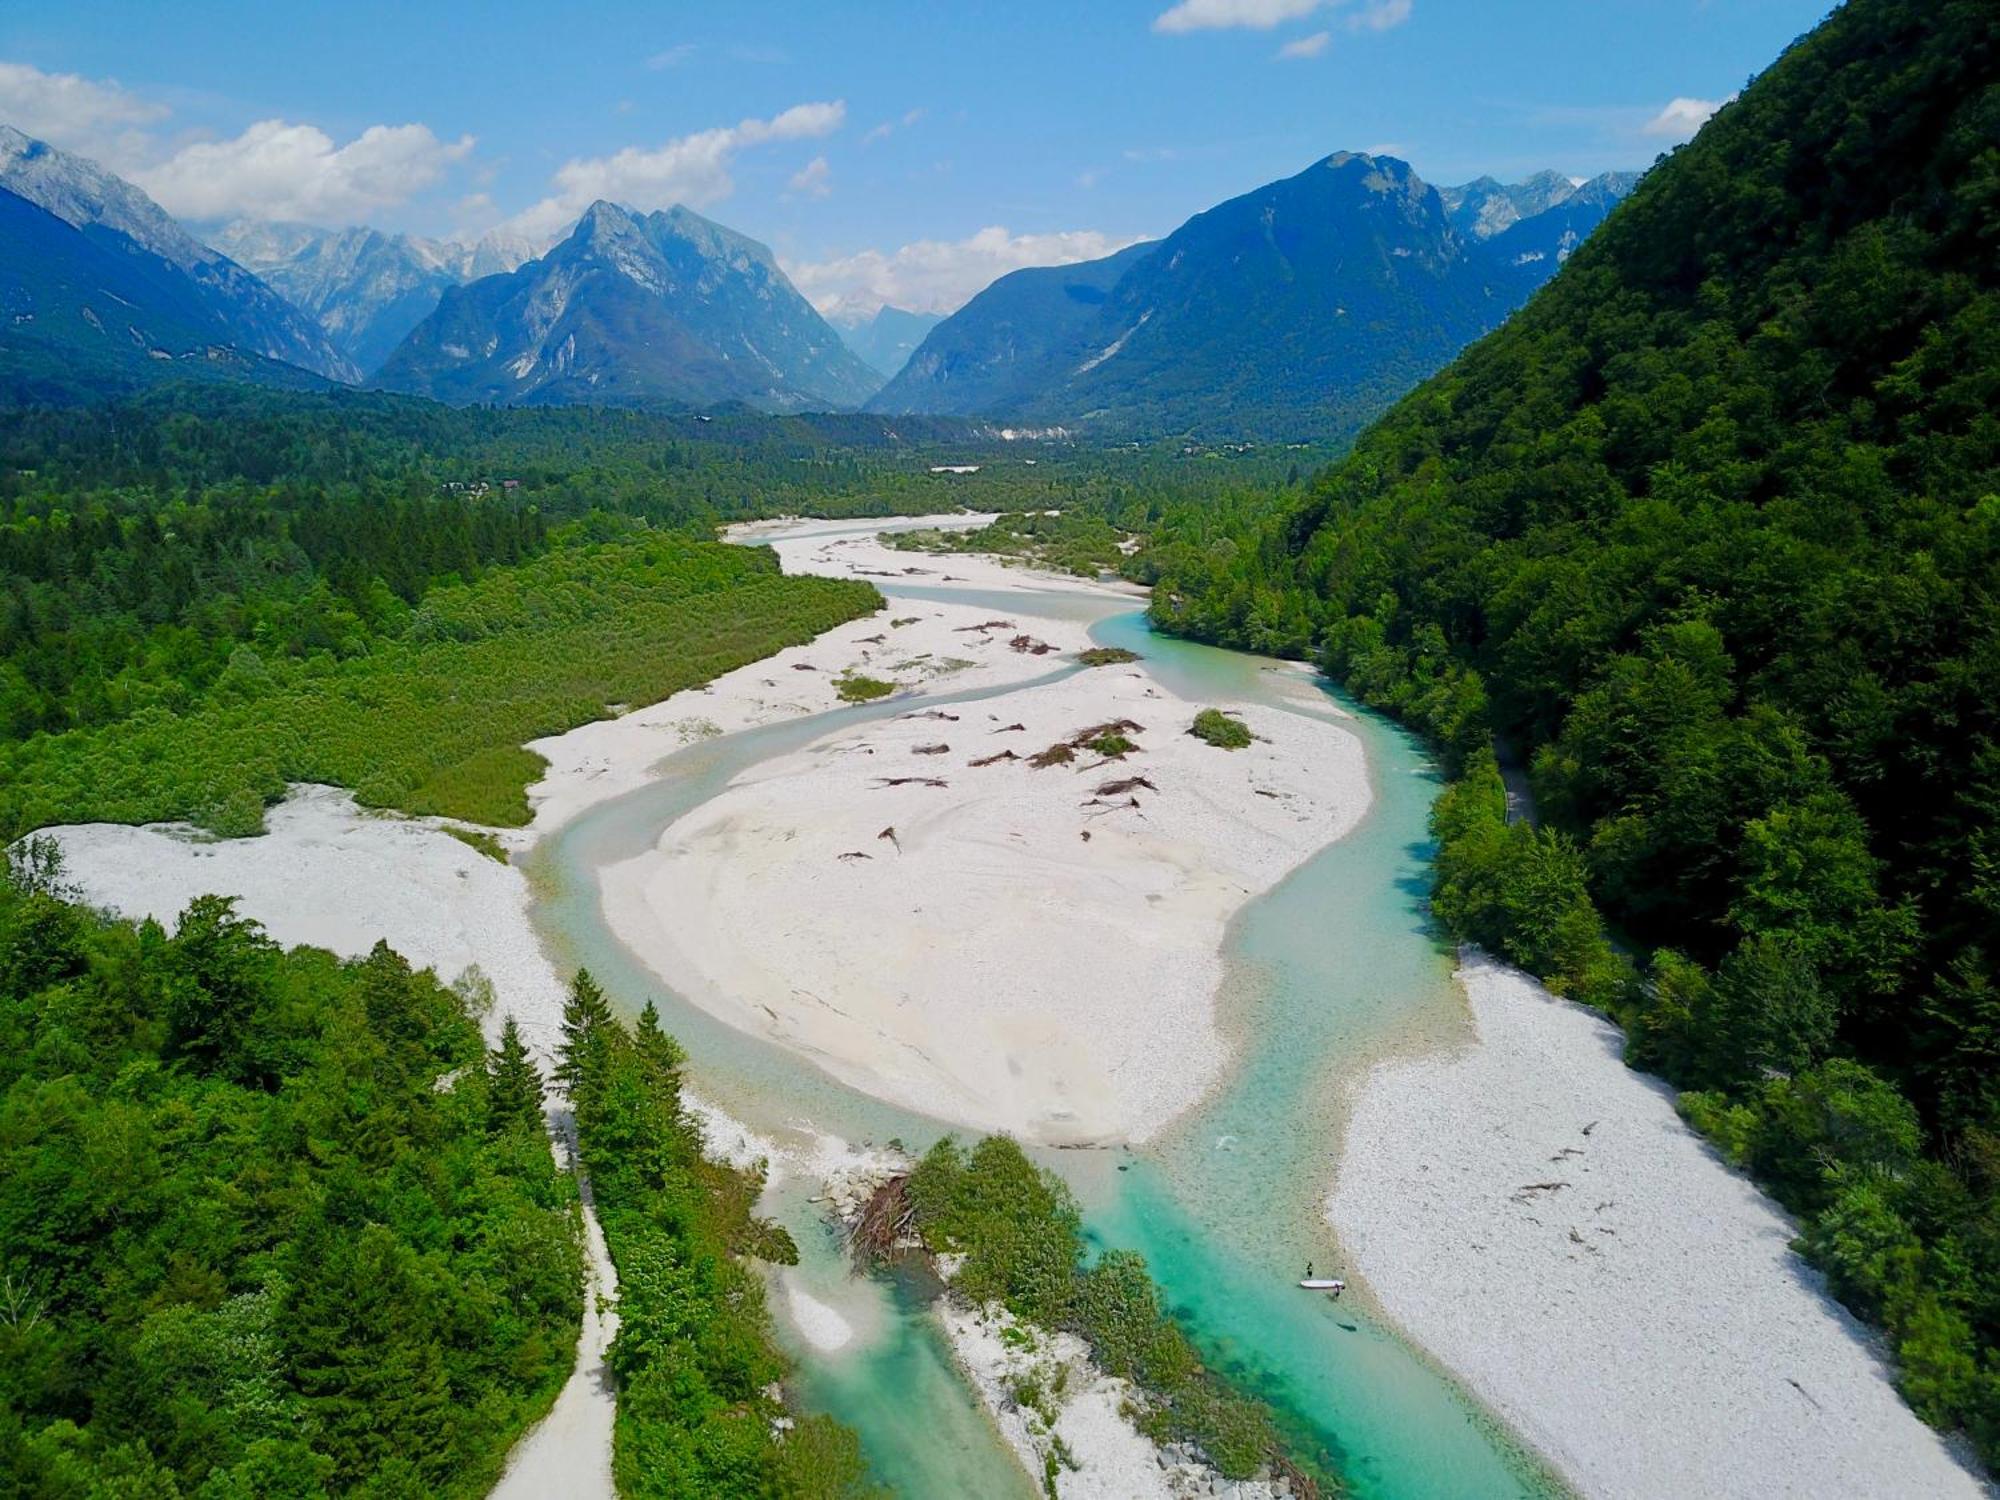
[834,673,895,703]
[1189,709,1252,749]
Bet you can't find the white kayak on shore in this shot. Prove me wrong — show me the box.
[1300,1278,1346,1292]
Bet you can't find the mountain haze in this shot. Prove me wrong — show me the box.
[373,202,880,411]
[833,304,944,380]
[0,187,323,401]
[864,242,1157,419]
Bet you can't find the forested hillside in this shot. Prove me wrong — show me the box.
[0,852,582,1494]
[1146,0,2000,1458]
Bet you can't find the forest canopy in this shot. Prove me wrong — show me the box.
[0,851,583,1496]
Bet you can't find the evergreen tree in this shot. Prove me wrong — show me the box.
[487,1017,546,1135]
[555,968,613,1104]
[634,998,686,1085]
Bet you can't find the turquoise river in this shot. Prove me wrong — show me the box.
[526,522,1564,1499]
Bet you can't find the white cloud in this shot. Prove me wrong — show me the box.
[505,100,845,238]
[1643,95,1727,140]
[785,226,1146,319]
[133,120,473,223]
[1347,0,1411,32]
[0,59,477,226]
[0,59,165,168]
[1153,0,1409,37]
[861,107,926,147]
[1154,0,1322,33]
[645,44,696,70]
[788,155,831,198]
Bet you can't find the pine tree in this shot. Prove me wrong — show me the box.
[487,1017,546,1134]
[635,999,686,1084]
[555,969,613,1104]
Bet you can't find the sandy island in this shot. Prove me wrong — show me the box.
[602,664,1365,1144]
[1330,951,1991,1500]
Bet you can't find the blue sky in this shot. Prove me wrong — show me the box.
[1,0,1833,315]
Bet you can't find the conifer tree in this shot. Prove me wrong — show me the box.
[635,999,687,1083]
[487,1017,546,1134]
[556,969,613,1103]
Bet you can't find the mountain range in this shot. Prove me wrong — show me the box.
[208,220,547,375]
[0,122,1635,430]
[832,305,945,379]
[867,155,1637,439]
[371,201,880,411]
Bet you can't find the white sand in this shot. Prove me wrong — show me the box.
[519,585,1096,843]
[43,784,574,1052]
[602,667,1367,1144]
[728,512,1146,603]
[1329,951,1992,1500]
[784,1284,857,1354]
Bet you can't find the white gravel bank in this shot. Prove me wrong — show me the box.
[1328,950,1991,1500]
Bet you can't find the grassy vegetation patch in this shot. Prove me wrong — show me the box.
[0,535,880,837]
[1077,646,1141,667]
[834,672,897,703]
[1189,708,1253,749]
[445,825,511,863]
[884,510,1135,577]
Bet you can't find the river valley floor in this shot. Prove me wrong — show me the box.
[31,513,1995,1500]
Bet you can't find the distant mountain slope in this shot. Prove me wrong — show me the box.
[0,186,322,402]
[865,242,1156,418]
[1437,169,1580,239]
[0,125,357,383]
[373,202,880,411]
[210,220,550,375]
[1481,171,1639,272]
[870,154,1634,439]
[834,304,944,380]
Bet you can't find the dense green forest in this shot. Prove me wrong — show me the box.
[884,507,1144,578]
[0,388,1311,532]
[556,974,880,1499]
[0,846,583,1496]
[1144,0,2000,1460]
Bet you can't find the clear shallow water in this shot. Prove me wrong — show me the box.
[527,549,1558,1498]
